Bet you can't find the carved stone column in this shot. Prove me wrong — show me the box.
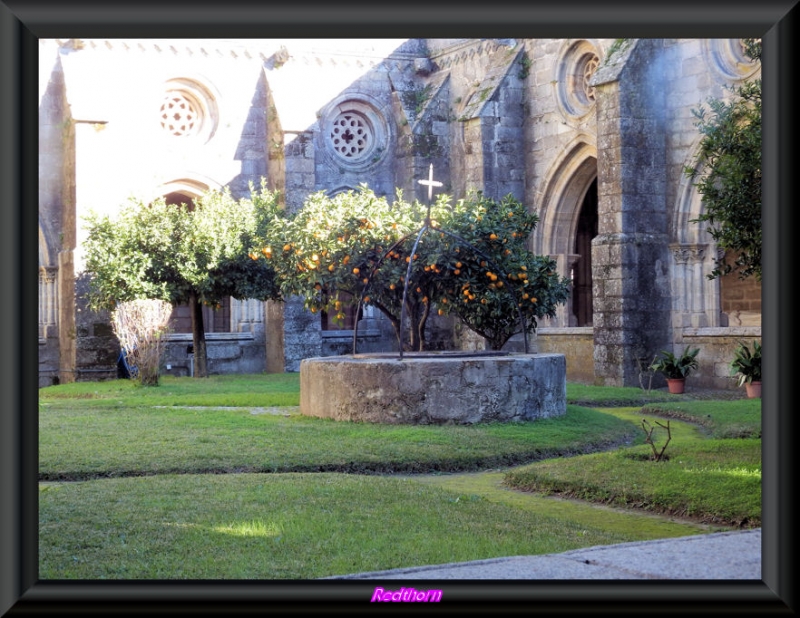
[39,267,59,339]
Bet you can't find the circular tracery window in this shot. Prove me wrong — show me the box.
[556,40,602,120]
[704,39,760,81]
[160,92,201,137]
[321,98,389,170]
[158,78,218,142]
[330,112,374,160]
[579,53,600,104]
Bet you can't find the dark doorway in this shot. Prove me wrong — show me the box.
[572,178,598,327]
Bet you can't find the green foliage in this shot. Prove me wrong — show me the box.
[83,182,282,311]
[730,340,762,386]
[650,348,700,380]
[436,193,571,349]
[82,182,283,376]
[517,50,532,79]
[686,39,761,281]
[255,186,570,350]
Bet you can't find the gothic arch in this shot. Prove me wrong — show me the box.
[534,138,598,327]
[152,175,222,203]
[670,145,721,328]
[534,137,597,255]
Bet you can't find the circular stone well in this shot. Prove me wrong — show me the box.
[299,352,567,424]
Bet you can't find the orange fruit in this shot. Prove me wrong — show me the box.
[353,267,360,274]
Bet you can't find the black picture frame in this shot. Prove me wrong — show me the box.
[2,1,795,614]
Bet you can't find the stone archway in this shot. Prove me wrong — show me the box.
[534,139,598,327]
[671,149,722,329]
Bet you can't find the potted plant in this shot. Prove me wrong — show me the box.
[650,347,700,394]
[730,340,762,398]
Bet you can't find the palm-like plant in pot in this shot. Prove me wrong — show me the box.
[650,347,700,394]
[730,340,762,398]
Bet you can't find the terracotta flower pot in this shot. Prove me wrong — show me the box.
[745,381,761,399]
[666,378,686,394]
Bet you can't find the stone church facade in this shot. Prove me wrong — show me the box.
[38,37,761,389]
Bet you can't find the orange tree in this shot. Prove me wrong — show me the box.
[83,183,282,377]
[255,186,432,351]
[255,186,570,351]
[423,192,571,350]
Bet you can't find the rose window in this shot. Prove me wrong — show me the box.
[556,40,602,120]
[321,97,389,170]
[157,78,218,142]
[581,54,600,103]
[160,92,201,137]
[704,39,760,81]
[330,113,373,160]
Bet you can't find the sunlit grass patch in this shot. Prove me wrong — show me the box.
[39,473,644,579]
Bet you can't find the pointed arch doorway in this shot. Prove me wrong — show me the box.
[534,146,598,384]
[571,177,598,327]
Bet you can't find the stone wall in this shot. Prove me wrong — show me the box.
[681,328,761,391]
[160,334,265,377]
[537,328,595,384]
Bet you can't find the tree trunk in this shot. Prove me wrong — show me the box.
[189,291,208,378]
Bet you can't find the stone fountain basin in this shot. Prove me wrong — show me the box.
[299,352,567,424]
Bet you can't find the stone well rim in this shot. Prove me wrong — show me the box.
[301,352,564,364]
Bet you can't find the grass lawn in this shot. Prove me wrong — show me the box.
[38,374,761,579]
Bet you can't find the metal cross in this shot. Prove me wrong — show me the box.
[417,164,443,203]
